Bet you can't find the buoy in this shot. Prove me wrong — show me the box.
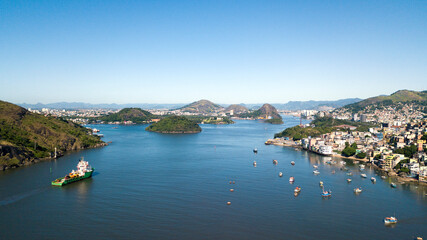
[227,202,231,205]
[230,189,234,192]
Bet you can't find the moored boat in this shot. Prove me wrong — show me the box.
[347,172,353,176]
[52,158,94,186]
[381,176,386,179]
[384,216,397,224]
[313,170,320,175]
[273,159,278,165]
[291,161,295,166]
[361,173,367,178]
[354,187,362,193]
[371,177,376,183]
[359,164,365,170]
[279,172,283,177]
[347,178,352,183]
[321,187,331,197]
[294,186,301,193]
[391,183,397,188]
[313,165,318,168]
[253,161,257,167]
[253,148,258,154]
[319,181,324,186]
[289,176,295,183]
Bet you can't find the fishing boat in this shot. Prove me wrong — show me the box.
[353,187,362,193]
[391,183,397,188]
[371,177,376,183]
[253,161,257,167]
[291,161,295,166]
[289,176,295,183]
[253,148,258,154]
[347,178,352,183]
[279,172,283,177]
[361,173,367,178]
[319,181,324,186]
[273,159,278,165]
[384,216,397,224]
[51,158,94,186]
[294,187,301,193]
[321,187,331,197]
[313,170,320,175]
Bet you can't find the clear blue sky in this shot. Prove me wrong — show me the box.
[1,0,426,104]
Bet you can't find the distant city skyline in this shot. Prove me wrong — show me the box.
[1,0,426,104]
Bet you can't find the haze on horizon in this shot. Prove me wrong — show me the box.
[1,0,426,105]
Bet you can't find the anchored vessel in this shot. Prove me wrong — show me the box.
[52,158,94,186]
[384,216,397,224]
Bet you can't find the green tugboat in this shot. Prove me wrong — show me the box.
[52,158,94,186]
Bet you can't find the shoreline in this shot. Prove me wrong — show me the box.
[267,141,427,186]
[0,142,108,171]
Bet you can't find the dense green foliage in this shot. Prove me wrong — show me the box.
[394,144,418,158]
[356,152,367,159]
[100,108,153,123]
[0,100,103,168]
[342,146,356,157]
[145,116,202,133]
[274,116,377,139]
[185,116,234,124]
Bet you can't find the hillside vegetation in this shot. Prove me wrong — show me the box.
[0,100,104,170]
[342,90,427,113]
[100,108,153,123]
[274,117,377,140]
[178,100,224,114]
[145,116,202,133]
[239,104,283,124]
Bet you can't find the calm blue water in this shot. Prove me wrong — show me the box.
[0,116,426,239]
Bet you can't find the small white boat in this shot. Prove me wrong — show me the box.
[291,161,295,166]
[391,183,397,188]
[279,172,283,177]
[273,159,278,165]
[361,174,367,178]
[289,176,295,183]
[384,216,397,224]
[359,164,365,170]
[253,161,257,167]
[313,170,320,175]
[381,176,386,179]
[347,178,352,183]
[319,181,323,186]
[313,165,318,169]
[371,177,376,183]
[347,172,353,176]
[354,187,362,193]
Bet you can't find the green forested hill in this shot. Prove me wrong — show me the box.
[145,116,201,133]
[0,100,104,170]
[100,108,153,123]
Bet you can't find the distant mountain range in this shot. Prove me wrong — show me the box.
[17,98,362,111]
[270,98,363,110]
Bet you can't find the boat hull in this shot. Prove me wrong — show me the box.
[52,169,94,186]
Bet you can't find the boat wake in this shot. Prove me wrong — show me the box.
[0,187,48,206]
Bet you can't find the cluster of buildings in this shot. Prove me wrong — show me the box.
[270,119,427,182]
